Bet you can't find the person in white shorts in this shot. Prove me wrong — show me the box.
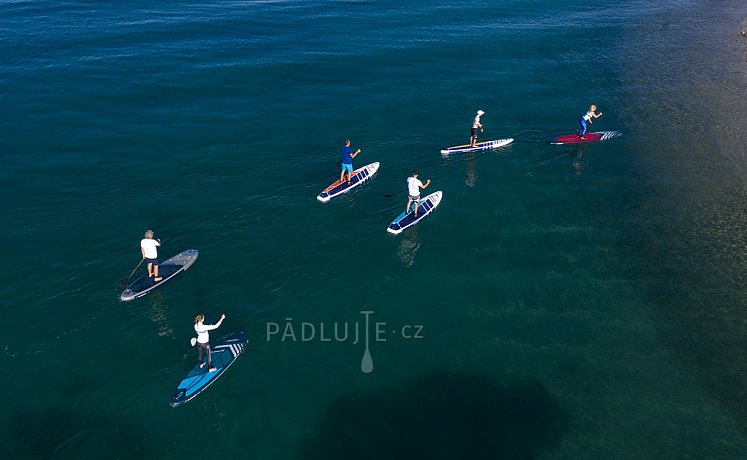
[406,170,431,217]
[140,230,162,282]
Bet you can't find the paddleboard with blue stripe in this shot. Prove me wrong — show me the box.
[317,162,380,202]
[387,191,443,235]
[170,332,248,407]
[440,138,513,155]
[120,249,198,301]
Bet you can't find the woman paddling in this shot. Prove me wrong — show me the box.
[194,313,225,372]
[578,104,602,140]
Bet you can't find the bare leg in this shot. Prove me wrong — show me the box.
[340,169,345,183]
[147,262,153,278]
[154,264,161,282]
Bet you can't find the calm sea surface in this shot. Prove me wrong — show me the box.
[2,0,747,458]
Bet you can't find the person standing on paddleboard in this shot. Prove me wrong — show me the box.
[140,230,162,282]
[406,170,431,217]
[578,104,602,140]
[340,139,361,185]
[470,110,485,147]
[194,313,225,373]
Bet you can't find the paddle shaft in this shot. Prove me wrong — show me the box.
[120,258,145,289]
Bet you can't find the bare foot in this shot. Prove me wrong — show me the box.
[154,277,163,282]
[209,367,217,373]
[200,362,206,368]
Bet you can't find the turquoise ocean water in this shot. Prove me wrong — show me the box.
[2,0,747,458]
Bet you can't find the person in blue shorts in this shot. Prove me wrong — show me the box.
[578,104,602,139]
[340,139,361,185]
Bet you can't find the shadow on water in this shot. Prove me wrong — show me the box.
[7,404,147,458]
[297,371,567,460]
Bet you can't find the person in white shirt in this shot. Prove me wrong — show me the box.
[140,230,162,282]
[194,313,226,372]
[470,110,485,147]
[406,170,431,217]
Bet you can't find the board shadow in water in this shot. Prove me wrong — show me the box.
[297,370,567,460]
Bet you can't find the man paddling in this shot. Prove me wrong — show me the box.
[406,170,431,217]
[470,110,485,147]
[340,139,361,185]
[194,313,226,373]
[140,229,162,282]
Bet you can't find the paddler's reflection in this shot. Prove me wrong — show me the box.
[465,155,477,188]
[396,232,421,267]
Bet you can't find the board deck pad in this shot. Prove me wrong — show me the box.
[170,332,248,407]
[317,162,379,202]
[440,138,513,155]
[387,191,443,234]
[548,131,621,145]
[120,249,198,301]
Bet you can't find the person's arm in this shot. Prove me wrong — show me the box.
[205,314,226,331]
[593,111,603,119]
[420,179,431,190]
[141,246,146,259]
[351,148,361,159]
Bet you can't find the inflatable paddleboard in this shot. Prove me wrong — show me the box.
[170,332,247,407]
[387,191,442,235]
[440,138,513,155]
[548,131,621,145]
[120,249,198,301]
[317,162,380,202]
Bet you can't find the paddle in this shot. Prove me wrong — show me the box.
[384,190,405,198]
[119,258,145,290]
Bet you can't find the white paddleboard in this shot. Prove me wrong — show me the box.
[440,138,513,155]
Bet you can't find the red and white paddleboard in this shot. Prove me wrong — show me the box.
[548,131,621,145]
[316,162,379,203]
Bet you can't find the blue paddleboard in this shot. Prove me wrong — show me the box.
[170,331,248,407]
[120,249,198,301]
[387,191,443,235]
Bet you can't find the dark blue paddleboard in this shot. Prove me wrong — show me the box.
[120,249,198,301]
[387,191,443,234]
[170,332,248,407]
